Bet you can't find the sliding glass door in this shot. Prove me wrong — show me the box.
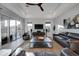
[0,15,1,49]
[0,13,25,46]
[10,18,16,41]
[27,22,33,38]
[16,18,22,39]
[1,15,10,45]
[45,22,52,37]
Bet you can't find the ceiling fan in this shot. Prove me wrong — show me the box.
[26,3,44,12]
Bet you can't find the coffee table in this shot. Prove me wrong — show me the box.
[29,37,53,48]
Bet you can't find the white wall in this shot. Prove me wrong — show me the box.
[25,18,45,31]
[54,4,79,33]
[25,18,54,38]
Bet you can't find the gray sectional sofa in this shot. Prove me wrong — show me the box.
[53,32,79,48]
[60,48,79,56]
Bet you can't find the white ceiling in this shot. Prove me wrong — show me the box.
[0,3,78,19]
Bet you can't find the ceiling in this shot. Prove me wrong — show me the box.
[0,3,78,19]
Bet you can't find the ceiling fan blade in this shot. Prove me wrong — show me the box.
[38,3,44,12]
[26,3,36,5]
[26,3,44,12]
[39,6,44,11]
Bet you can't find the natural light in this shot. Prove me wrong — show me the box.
[58,25,64,29]
[5,20,21,27]
[27,23,32,31]
[27,23,32,26]
[45,24,51,26]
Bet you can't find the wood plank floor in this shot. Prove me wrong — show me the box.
[20,40,63,55]
[2,38,24,52]
[1,37,63,55]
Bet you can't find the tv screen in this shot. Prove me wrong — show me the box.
[35,24,43,29]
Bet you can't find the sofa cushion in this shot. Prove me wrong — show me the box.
[68,33,79,39]
[59,35,70,40]
[54,36,70,47]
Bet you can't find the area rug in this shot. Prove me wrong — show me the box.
[34,52,57,56]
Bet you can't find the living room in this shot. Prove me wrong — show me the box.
[0,3,79,57]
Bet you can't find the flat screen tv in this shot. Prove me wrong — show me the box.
[35,24,43,29]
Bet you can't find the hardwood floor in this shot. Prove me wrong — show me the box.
[20,40,63,55]
[2,38,24,52]
[1,37,63,56]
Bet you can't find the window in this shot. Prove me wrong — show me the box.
[5,20,8,27]
[16,19,23,39]
[58,25,64,29]
[27,22,32,31]
[27,23,32,26]
[5,20,21,27]
[45,24,51,26]
[10,20,20,27]
[1,14,24,46]
[0,16,1,46]
[45,22,51,32]
[1,16,10,45]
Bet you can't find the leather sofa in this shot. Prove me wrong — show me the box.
[60,48,79,56]
[53,32,79,48]
[53,33,70,48]
[54,35,70,47]
[22,33,30,40]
